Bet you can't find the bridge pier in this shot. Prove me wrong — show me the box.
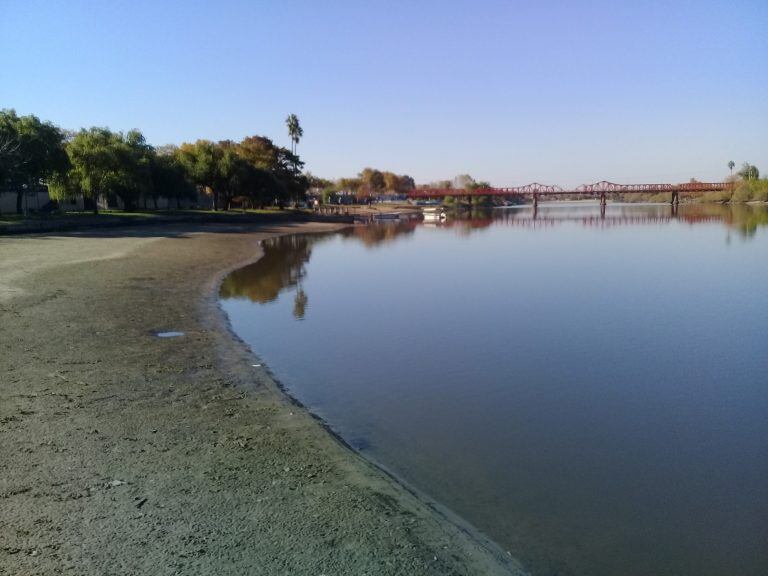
[671,191,679,205]
[600,192,607,207]
[532,193,538,209]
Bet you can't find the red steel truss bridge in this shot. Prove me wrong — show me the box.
[408,181,731,206]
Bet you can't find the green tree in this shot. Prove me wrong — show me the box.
[150,147,196,209]
[242,166,284,209]
[306,173,333,191]
[728,160,735,176]
[466,180,491,191]
[51,127,153,213]
[120,129,154,208]
[358,168,385,197]
[215,143,283,210]
[285,114,303,155]
[737,163,759,181]
[237,135,281,170]
[0,109,69,213]
[236,135,305,206]
[177,140,223,210]
[336,177,361,193]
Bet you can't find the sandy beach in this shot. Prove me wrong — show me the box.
[0,221,521,576]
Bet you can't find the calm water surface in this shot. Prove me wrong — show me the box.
[220,204,768,576]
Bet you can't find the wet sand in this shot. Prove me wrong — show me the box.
[0,222,523,575]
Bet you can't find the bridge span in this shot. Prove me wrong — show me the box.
[408,180,731,206]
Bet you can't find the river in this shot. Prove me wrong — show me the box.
[220,203,768,576]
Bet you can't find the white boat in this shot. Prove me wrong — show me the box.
[422,207,446,221]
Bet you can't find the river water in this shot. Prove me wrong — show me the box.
[220,203,768,576]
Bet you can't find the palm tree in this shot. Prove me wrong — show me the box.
[285,114,303,155]
[728,160,735,176]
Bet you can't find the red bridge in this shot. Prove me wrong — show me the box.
[408,181,731,206]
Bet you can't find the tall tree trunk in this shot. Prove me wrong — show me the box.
[16,189,23,214]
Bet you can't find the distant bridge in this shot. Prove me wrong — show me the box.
[408,181,732,206]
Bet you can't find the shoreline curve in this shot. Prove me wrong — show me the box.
[1,220,525,576]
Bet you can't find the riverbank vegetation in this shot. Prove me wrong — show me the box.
[3,109,765,216]
[1,109,308,214]
[310,168,417,203]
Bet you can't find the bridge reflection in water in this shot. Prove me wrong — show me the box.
[221,203,768,312]
[522,201,704,224]
[428,202,768,236]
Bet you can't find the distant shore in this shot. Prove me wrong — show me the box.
[0,221,522,575]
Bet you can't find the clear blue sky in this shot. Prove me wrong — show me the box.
[2,0,766,186]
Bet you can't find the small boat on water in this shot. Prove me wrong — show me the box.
[422,207,447,221]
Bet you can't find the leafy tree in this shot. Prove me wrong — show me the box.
[242,166,284,208]
[453,174,476,190]
[51,127,153,212]
[320,186,336,204]
[419,179,452,189]
[383,171,399,192]
[237,135,280,171]
[0,109,69,213]
[737,163,759,181]
[336,177,361,192]
[382,171,415,194]
[119,129,154,208]
[466,180,491,191]
[150,148,196,209]
[236,135,306,205]
[398,174,416,192]
[728,160,735,175]
[306,173,333,191]
[358,168,385,197]
[177,140,223,209]
[285,114,303,155]
[217,143,285,209]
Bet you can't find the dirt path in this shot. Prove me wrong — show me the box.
[0,222,522,576]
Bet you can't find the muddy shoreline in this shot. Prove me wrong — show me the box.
[0,221,523,575]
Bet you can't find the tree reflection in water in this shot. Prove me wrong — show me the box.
[220,204,768,319]
[219,221,418,318]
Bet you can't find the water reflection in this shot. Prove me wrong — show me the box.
[219,221,420,314]
[220,202,768,576]
[437,202,768,238]
[221,203,768,318]
[344,219,419,246]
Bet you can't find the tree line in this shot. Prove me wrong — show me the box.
[308,168,416,202]
[306,171,499,205]
[0,109,307,213]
